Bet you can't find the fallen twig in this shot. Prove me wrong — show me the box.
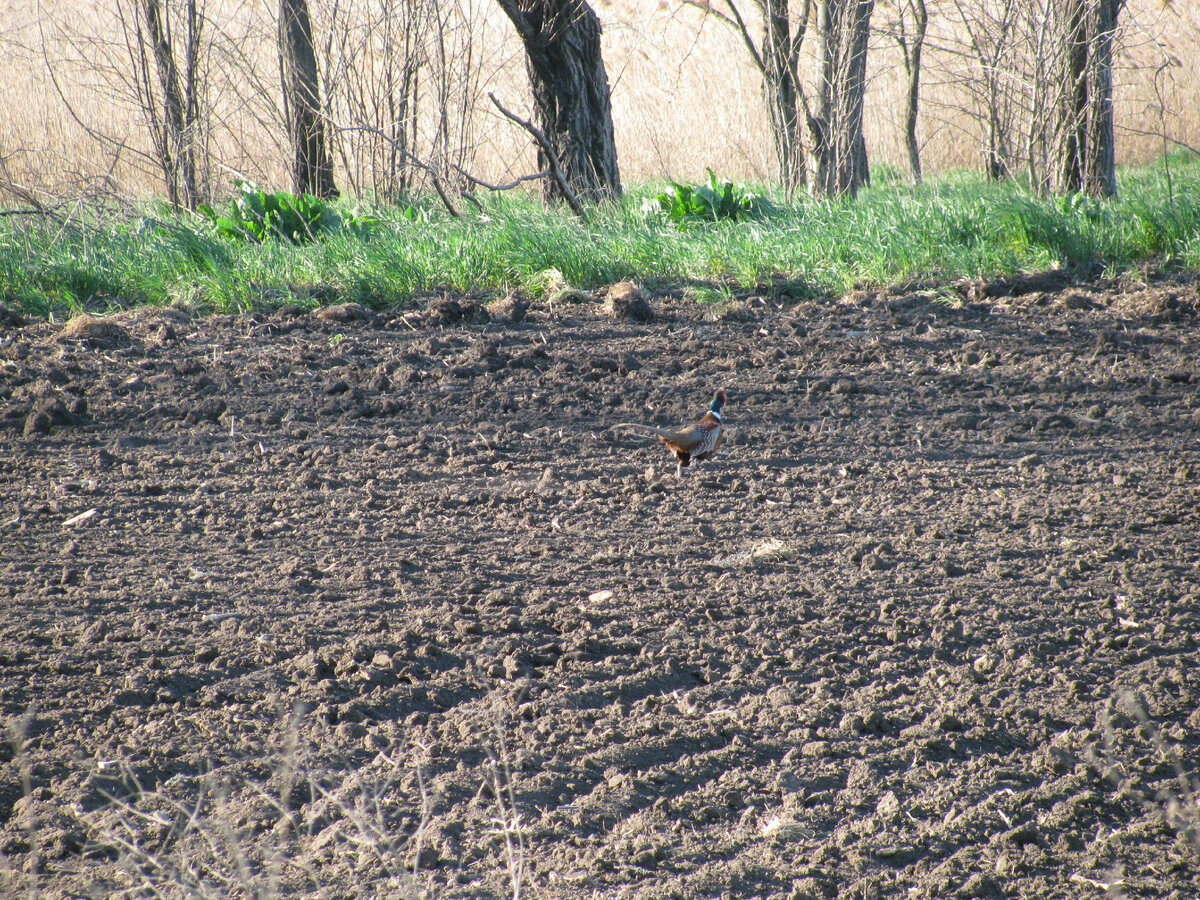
[62,508,98,527]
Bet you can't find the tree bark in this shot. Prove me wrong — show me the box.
[810,0,875,198]
[495,0,621,204]
[986,102,1007,181]
[761,0,807,194]
[1057,0,1088,193]
[1083,0,1122,197]
[279,0,337,198]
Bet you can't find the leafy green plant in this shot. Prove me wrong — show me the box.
[651,169,772,224]
[198,180,374,244]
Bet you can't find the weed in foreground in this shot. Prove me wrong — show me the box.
[1,701,545,899]
[1075,690,1200,897]
[197,180,376,245]
[60,712,428,899]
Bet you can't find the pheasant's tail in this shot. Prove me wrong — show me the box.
[614,423,674,441]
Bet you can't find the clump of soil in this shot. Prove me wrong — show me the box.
[485,294,529,323]
[0,304,27,329]
[312,301,372,323]
[52,312,131,349]
[1,274,1198,899]
[604,280,654,320]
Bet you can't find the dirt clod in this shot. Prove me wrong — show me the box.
[53,313,130,349]
[313,302,370,323]
[603,280,654,321]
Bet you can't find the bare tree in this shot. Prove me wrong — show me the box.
[879,0,927,182]
[280,0,337,198]
[946,0,1042,182]
[810,0,875,197]
[1083,0,1122,196]
[38,0,278,202]
[682,0,811,193]
[321,0,421,200]
[942,0,1125,195]
[680,0,875,198]
[1053,0,1124,196]
[762,0,809,192]
[120,0,207,207]
[319,0,483,203]
[494,0,622,204]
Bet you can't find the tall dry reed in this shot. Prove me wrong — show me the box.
[0,0,1197,201]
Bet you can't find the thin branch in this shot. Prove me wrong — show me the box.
[676,0,739,31]
[487,92,587,221]
[674,0,764,78]
[722,0,767,76]
[452,165,552,192]
[1115,127,1200,158]
[37,11,156,173]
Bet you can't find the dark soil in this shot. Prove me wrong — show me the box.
[2,274,1199,899]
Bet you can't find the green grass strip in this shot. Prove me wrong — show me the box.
[2,152,1198,318]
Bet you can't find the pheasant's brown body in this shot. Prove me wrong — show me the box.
[617,390,725,479]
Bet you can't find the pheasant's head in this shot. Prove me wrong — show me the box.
[710,389,726,416]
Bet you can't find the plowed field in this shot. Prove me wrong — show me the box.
[2,274,1199,899]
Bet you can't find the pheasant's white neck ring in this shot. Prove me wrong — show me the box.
[711,411,722,422]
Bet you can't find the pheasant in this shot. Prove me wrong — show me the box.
[616,389,725,479]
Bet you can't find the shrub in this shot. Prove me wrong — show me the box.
[198,180,374,244]
[650,169,772,224]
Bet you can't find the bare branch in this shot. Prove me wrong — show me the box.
[676,0,740,31]
[487,93,587,221]
[722,0,767,76]
[36,12,157,175]
[1116,127,1200,158]
[453,166,553,192]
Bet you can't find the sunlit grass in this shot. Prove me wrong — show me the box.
[2,152,1199,318]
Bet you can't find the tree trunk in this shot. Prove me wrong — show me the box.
[762,0,806,194]
[986,102,1007,181]
[1083,0,1122,197]
[1052,0,1123,197]
[810,0,875,198]
[495,0,621,204]
[1056,0,1088,193]
[901,0,926,183]
[141,0,199,207]
[279,0,337,198]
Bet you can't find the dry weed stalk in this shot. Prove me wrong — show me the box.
[1088,690,1200,863]
[3,715,38,900]
[74,709,430,898]
[485,710,533,900]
